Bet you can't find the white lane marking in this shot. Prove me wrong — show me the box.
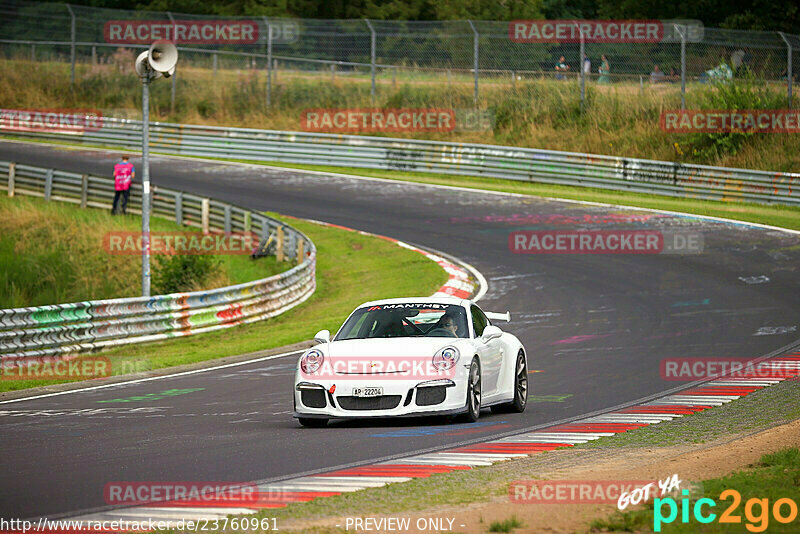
[0,350,304,405]
[384,458,491,466]
[581,415,679,423]
[526,432,617,438]
[493,436,593,444]
[710,381,780,386]
[311,475,412,484]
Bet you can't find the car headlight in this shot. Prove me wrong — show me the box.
[432,346,460,370]
[300,349,324,374]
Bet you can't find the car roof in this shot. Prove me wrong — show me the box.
[357,296,472,308]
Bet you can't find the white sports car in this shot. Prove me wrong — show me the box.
[293,297,528,427]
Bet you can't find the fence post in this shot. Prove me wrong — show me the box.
[201,198,210,234]
[778,32,793,108]
[44,169,53,201]
[167,12,177,113]
[467,20,479,106]
[80,174,88,207]
[331,63,336,81]
[244,211,251,233]
[66,4,76,86]
[7,162,15,197]
[31,44,35,62]
[174,192,183,225]
[296,238,304,264]
[577,23,585,113]
[92,45,96,65]
[511,70,516,89]
[223,204,232,233]
[267,20,273,108]
[276,226,285,261]
[365,19,376,102]
[212,52,217,77]
[679,24,687,110]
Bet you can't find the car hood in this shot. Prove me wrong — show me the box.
[321,337,465,357]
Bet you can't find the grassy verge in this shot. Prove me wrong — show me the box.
[0,214,449,393]
[1,58,798,171]
[591,448,800,533]
[240,378,800,527]
[0,194,285,308]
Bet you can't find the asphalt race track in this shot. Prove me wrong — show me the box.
[1,141,799,520]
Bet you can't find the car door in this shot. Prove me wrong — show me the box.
[471,305,503,397]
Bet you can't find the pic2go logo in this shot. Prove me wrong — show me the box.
[654,489,799,532]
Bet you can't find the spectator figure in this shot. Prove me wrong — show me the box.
[555,56,570,80]
[702,57,733,83]
[668,67,680,83]
[598,54,610,84]
[650,64,665,84]
[583,54,591,77]
[112,155,135,215]
[731,48,745,75]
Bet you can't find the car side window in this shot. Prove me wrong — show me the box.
[471,305,489,338]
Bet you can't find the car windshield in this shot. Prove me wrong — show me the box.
[335,303,469,340]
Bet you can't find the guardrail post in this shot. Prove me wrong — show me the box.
[467,20,479,106]
[276,226,285,261]
[66,4,76,87]
[244,211,252,233]
[779,32,793,108]
[174,192,183,225]
[7,163,15,197]
[80,174,88,207]
[296,238,304,264]
[223,204,232,233]
[201,198,210,234]
[44,169,53,201]
[365,19,376,103]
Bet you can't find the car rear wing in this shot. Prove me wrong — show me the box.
[485,311,511,322]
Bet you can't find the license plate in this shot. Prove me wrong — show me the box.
[353,387,382,397]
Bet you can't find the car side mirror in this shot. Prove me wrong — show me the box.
[314,329,330,344]
[481,325,502,342]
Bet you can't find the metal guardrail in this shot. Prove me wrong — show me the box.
[3,117,798,206]
[0,159,316,360]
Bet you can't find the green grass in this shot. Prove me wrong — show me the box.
[0,194,285,308]
[590,448,800,533]
[0,213,449,393]
[488,516,524,532]
[1,57,799,172]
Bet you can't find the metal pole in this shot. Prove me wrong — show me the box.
[679,25,687,110]
[365,19,376,102]
[467,20,479,106]
[212,52,217,77]
[264,18,272,109]
[141,77,151,297]
[578,24,585,113]
[779,32,793,108]
[167,12,176,113]
[66,4,75,86]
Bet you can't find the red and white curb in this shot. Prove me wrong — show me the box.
[288,217,480,300]
[68,353,800,526]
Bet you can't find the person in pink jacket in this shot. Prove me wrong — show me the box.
[112,155,135,215]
